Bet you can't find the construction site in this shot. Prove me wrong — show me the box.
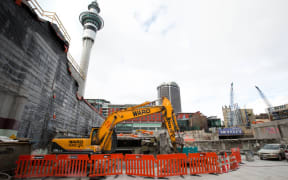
[0,0,288,179]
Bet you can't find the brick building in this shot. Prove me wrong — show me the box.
[176,112,208,131]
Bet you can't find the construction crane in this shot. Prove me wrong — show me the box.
[255,86,273,120]
[229,83,242,127]
[229,82,235,127]
[243,105,251,127]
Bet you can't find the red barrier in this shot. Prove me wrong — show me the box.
[125,154,155,177]
[220,155,228,173]
[229,153,239,170]
[156,153,187,177]
[15,155,56,178]
[217,155,223,174]
[188,152,218,175]
[231,148,242,164]
[224,152,230,172]
[54,154,89,177]
[89,154,123,177]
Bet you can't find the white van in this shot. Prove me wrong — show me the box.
[258,144,286,160]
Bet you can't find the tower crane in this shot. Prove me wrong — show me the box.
[229,83,235,127]
[229,83,242,127]
[255,86,273,120]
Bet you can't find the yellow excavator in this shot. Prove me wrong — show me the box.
[51,97,184,154]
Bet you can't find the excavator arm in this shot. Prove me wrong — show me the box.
[96,97,183,153]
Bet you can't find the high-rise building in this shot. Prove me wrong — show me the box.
[78,0,104,96]
[157,82,182,113]
[269,104,288,120]
[222,106,255,127]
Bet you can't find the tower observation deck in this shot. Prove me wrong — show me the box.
[78,0,104,96]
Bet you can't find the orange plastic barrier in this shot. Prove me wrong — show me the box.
[54,154,89,177]
[229,153,239,170]
[231,148,242,164]
[217,155,223,174]
[89,154,123,177]
[15,155,56,178]
[220,155,228,173]
[188,152,218,175]
[125,154,155,177]
[224,152,230,172]
[156,153,187,177]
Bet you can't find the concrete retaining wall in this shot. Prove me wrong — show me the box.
[192,138,280,153]
[252,119,288,143]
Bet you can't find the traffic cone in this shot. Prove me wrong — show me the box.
[221,156,227,173]
[225,152,230,172]
[217,156,223,174]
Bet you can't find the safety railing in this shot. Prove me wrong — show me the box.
[15,150,242,178]
[54,154,89,177]
[89,154,123,177]
[26,0,70,43]
[125,154,155,177]
[156,154,188,177]
[67,52,85,80]
[25,0,85,79]
[188,152,218,175]
[15,155,56,178]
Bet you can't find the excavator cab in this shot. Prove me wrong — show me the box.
[90,127,99,145]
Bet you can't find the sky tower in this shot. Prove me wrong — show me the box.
[78,0,104,96]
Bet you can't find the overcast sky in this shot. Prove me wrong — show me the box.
[38,0,288,119]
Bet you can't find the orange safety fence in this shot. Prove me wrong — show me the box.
[89,154,123,177]
[54,154,89,177]
[156,153,187,178]
[188,152,218,175]
[15,155,56,178]
[14,152,240,178]
[231,147,242,164]
[125,154,155,177]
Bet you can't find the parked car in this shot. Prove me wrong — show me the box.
[285,145,288,161]
[258,144,286,160]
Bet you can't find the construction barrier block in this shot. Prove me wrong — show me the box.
[224,152,230,172]
[188,152,218,175]
[54,154,89,177]
[217,155,223,174]
[231,147,242,164]
[89,154,123,177]
[15,155,56,178]
[125,154,155,177]
[221,155,228,173]
[229,153,239,171]
[156,153,187,177]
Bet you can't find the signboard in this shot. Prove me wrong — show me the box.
[218,127,243,136]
